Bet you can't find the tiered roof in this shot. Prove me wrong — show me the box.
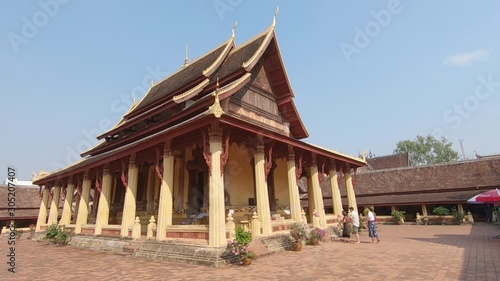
[34,22,365,185]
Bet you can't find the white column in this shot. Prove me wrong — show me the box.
[286,153,302,221]
[208,128,226,246]
[75,172,91,234]
[121,155,139,237]
[307,176,315,221]
[95,166,112,235]
[72,192,80,224]
[47,186,61,225]
[422,204,428,216]
[156,143,174,241]
[59,181,75,225]
[35,187,50,232]
[329,166,343,216]
[254,144,272,236]
[345,167,357,212]
[310,162,326,228]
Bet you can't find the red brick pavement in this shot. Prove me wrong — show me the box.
[1,224,499,281]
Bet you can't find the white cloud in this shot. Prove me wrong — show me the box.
[445,49,492,67]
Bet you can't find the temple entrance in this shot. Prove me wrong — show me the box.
[189,171,205,212]
[186,146,208,215]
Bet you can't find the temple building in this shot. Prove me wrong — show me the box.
[33,19,365,263]
[317,153,500,222]
[1,180,41,230]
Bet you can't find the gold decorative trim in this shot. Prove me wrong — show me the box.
[202,36,235,77]
[242,7,279,71]
[306,142,366,164]
[208,78,224,118]
[208,73,251,118]
[242,28,274,71]
[172,78,210,104]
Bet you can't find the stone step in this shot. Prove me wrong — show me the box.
[134,241,228,267]
[122,241,144,254]
[256,234,292,257]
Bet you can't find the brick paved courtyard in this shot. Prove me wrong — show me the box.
[1,224,499,281]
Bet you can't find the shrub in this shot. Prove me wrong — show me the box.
[451,208,464,224]
[432,206,451,217]
[391,210,406,223]
[45,225,70,245]
[433,206,451,225]
[55,226,70,245]
[227,226,255,262]
[45,224,59,240]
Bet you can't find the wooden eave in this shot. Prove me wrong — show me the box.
[82,26,312,160]
[258,31,309,139]
[34,112,215,185]
[96,39,236,141]
[96,75,207,140]
[84,72,251,157]
[125,38,236,119]
[218,114,365,169]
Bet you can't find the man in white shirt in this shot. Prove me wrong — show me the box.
[349,207,360,244]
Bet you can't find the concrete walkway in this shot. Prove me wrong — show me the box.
[1,224,499,281]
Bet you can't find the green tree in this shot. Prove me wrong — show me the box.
[394,135,460,166]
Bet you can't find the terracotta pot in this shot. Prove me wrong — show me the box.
[241,258,253,266]
[292,242,303,251]
[311,238,319,245]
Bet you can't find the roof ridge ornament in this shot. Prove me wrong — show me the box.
[272,6,279,28]
[208,77,225,118]
[232,21,238,39]
[184,44,189,67]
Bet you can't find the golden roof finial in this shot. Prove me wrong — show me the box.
[149,76,154,86]
[272,6,279,28]
[132,93,136,104]
[232,21,238,38]
[184,44,189,67]
[209,77,224,118]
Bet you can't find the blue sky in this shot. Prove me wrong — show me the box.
[1,0,499,181]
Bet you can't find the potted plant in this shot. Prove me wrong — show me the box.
[289,222,308,251]
[391,210,406,224]
[433,206,451,225]
[226,226,255,265]
[307,228,327,245]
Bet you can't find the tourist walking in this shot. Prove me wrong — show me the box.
[365,206,380,243]
[341,210,352,242]
[349,207,360,244]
